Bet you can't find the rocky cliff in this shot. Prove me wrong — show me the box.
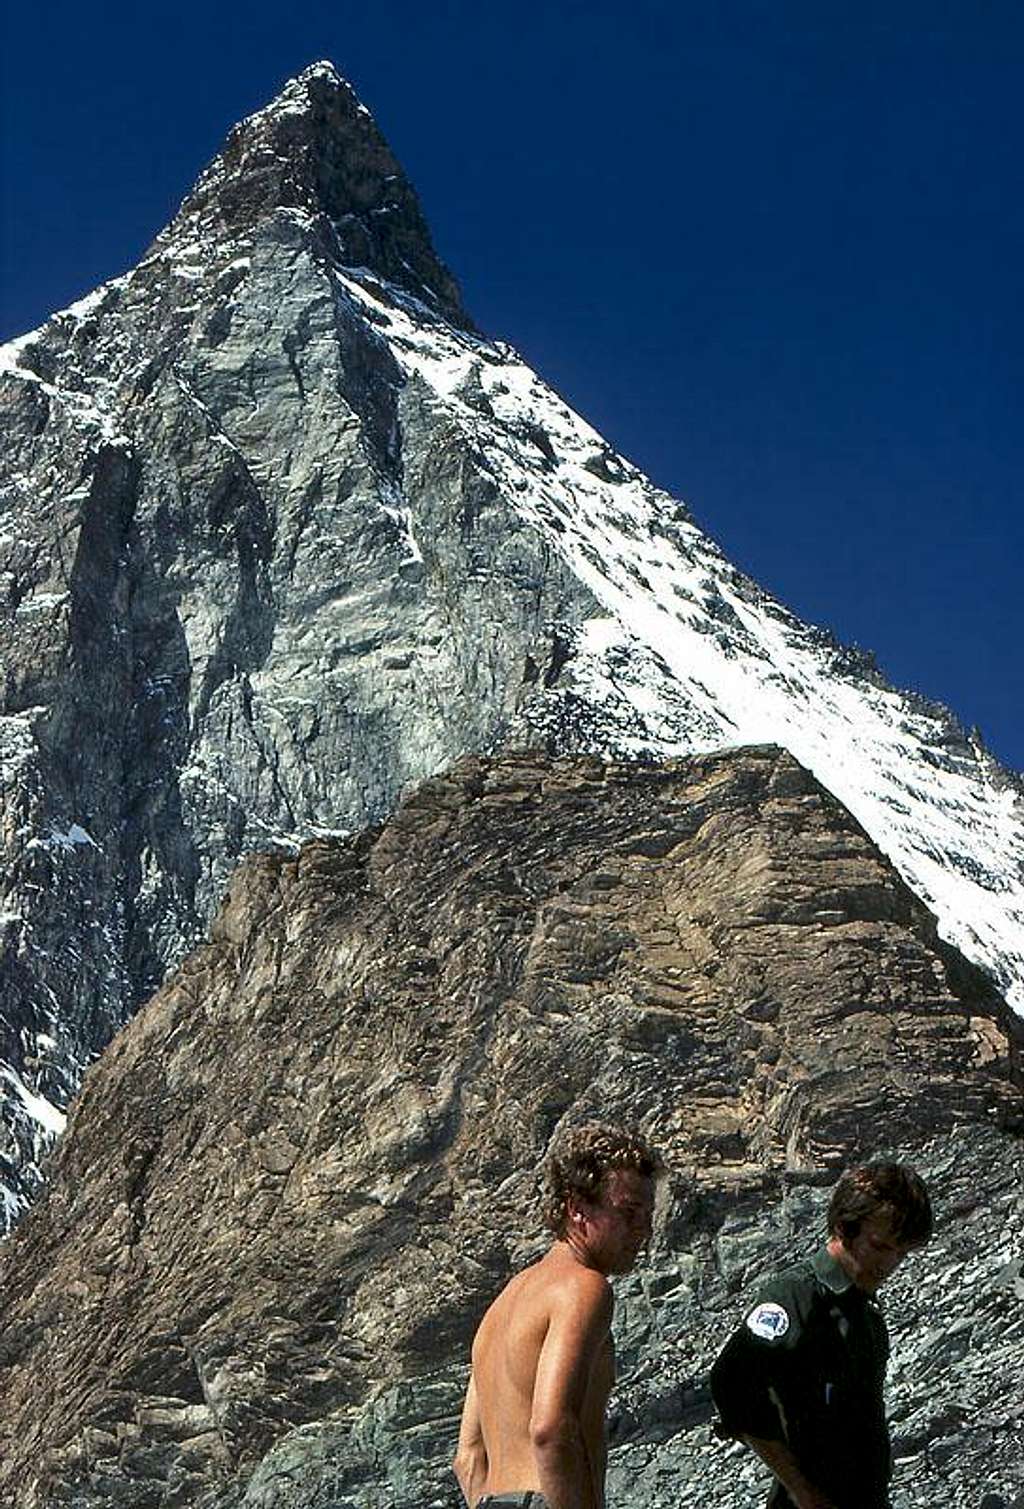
[2,61,1023,1218]
[0,750,1019,1509]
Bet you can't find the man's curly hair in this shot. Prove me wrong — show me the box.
[542,1121,661,1236]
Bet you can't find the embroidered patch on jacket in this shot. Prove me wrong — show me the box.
[746,1302,790,1340]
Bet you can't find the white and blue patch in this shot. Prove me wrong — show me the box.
[746,1302,790,1341]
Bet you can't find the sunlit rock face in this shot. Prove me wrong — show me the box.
[0,751,1020,1508]
[2,61,1023,1215]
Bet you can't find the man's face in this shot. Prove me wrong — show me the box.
[835,1211,915,1293]
[574,1168,655,1276]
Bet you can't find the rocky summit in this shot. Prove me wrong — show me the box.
[0,750,1020,1509]
[1,60,1023,1220]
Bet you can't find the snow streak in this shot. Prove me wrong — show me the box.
[332,265,1024,1014]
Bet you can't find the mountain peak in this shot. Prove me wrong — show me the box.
[154,60,471,328]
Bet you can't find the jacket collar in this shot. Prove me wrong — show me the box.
[813,1245,855,1295]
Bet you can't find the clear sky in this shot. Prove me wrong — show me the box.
[3,1,1021,771]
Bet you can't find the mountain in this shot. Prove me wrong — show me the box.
[1,61,1023,1220]
[0,749,1020,1507]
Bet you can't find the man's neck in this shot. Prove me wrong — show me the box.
[560,1233,604,1273]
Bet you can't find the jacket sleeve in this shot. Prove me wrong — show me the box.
[709,1282,803,1442]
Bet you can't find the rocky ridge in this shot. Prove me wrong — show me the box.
[1,62,1023,1218]
[0,750,1019,1508]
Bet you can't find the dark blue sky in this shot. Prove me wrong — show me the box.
[3,1,1021,769]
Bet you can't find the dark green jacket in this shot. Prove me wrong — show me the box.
[709,1248,892,1509]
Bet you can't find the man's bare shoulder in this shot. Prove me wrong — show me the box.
[515,1246,614,1335]
[540,1247,613,1304]
[475,1248,612,1343]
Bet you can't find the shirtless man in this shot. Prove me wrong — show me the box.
[453,1123,661,1509]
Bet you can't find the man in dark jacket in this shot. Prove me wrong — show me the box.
[710,1162,933,1509]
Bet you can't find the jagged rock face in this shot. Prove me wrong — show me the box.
[162,64,470,330]
[2,60,1023,1216]
[0,750,1019,1508]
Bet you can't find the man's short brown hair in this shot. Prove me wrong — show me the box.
[827,1161,933,1247]
[542,1121,661,1236]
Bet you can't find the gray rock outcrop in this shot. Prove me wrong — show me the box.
[0,749,1019,1507]
[2,61,1023,1219]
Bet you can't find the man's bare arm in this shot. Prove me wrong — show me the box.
[529,1270,612,1509]
[453,1372,488,1507]
[585,1335,612,1509]
[742,1435,838,1509]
